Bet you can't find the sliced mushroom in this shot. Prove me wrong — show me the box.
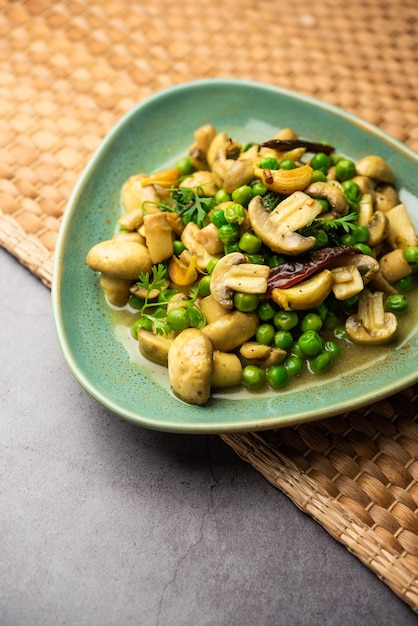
[130,279,170,301]
[254,163,312,195]
[121,173,161,213]
[240,342,286,368]
[271,269,334,310]
[223,159,254,194]
[357,193,374,226]
[180,170,218,197]
[366,210,389,247]
[374,184,399,212]
[86,240,152,280]
[168,329,213,405]
[100,274,132,307]
[330,266,364,300]
[345,290,397,344]
[385,203,418,250]
[305,181,349,217]
[202,311,258,351]
[137,328,174,366]
[198,294,229,324]
[212,351,243,388]
[379,248,412,283]
[248,192,323,256]
[355,155,394,184]
[143,212,174,264]
[196,222,224,255]
[351,175,376,200]
[181,222,220,272]
[210,252,269,309]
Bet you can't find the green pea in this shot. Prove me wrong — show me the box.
[324,340,342,357]
[298,330,323,357]
[242,365,266,391]
[354,243,372,255]
[175,156,194,176]
[274,310,299,331]
[334,326,348,340]
[340,233,358,247]
[314,230,329,248]
[132,316,153,335]
[129,294,145,310]
[284,354,302,377]
[314,302,328,321]
[267,365,289,389]
[173,240,186,256]
[198,275,211,297]
[257,300,276,321]
[301,312,323,332]
[206,258,219,275]
[218,223,239,244]
[215,189,231,205]
[290,343,305,359]
[258,156,279,170]
[343,294,360,308]
[166,307,190,333]
[310,351,332,373]
[353,225,369,243]
[316,198,330,213]
[335,158,356,181]
[231,185,253,207]
[252,181,268,196]
[256,323,275,345]
[224,203,247,225]
[394,275,414,292]
[386,294,408,312]
[310,152,331,173]
[131,318,143,338]
[239,231,262,254]
[158,288,177,303]
[224,243,240,254]
[404,246,418,265]
[278,159,296,170]
[211,209,227,228]
[274,330,294,350]
[342,179,361,200]
[310,169,328,183]
[233,292,259,312]
[323,311,339,330]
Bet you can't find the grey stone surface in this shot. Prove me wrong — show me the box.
[1,247,416,626]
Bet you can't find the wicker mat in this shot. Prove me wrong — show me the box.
[1,0,418,612]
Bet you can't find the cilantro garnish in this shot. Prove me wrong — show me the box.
[159,185,216,228]
[135,264,171,335]
[300,212,359,245]
[134,264,206,335]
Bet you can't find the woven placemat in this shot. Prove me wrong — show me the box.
[1,0,418,612]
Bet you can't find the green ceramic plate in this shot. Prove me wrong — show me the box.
[52,79,418,433]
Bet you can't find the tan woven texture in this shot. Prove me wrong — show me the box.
[1,0,418,612]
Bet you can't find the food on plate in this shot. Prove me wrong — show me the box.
[86,124,418,405]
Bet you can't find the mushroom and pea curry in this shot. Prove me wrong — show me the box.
[86,124,418,405]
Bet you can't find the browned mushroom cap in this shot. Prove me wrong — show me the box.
[304,181,349,217]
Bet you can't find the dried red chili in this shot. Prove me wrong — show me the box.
[267,246,361,294]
